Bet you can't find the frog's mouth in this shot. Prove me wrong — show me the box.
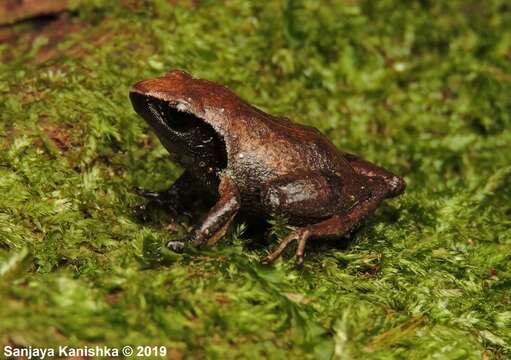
[129,92,227,171]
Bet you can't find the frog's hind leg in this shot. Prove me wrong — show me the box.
[260,172,348,223]
[262,181,389,266]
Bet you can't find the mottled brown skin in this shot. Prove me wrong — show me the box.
[130,70,406,265]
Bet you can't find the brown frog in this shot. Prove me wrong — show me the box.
[129,70,406,266]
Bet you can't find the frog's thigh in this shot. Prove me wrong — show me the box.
[264,183,388,265]
[260,173,341,220]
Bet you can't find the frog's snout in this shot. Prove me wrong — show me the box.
[131,70,192,96]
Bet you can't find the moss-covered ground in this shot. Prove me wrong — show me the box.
[1,1,510,358]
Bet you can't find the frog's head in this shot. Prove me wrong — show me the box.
[129,70,228,174]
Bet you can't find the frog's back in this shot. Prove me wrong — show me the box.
[135,70,353,179]
[225,103,355,181]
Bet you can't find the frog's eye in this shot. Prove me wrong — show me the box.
[130,92,199,133]
[147,98,196,132]
[159,103,199,132]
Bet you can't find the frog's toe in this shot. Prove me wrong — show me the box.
[132,198,181,223]
[166,240,185,253]
[260,257,274,266]
[295,255,304,268]
[262,228,308,265]
[294,234,308,268]
[133,203,151,222]
[133,186,161,199]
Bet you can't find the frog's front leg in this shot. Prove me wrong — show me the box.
[169,175,240,250]
[133,171,202,221]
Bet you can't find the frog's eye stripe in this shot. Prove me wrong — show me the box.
[148,102,165,125]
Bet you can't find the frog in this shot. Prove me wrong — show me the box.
[129,70,406,266]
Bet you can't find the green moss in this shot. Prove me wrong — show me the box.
[1,0,510,358]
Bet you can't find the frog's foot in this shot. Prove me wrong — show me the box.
[132,187,181,222]
[134,187,161,199]
[262,184,390,266]
[132,201,179,222]
[166,240,185,253]
[262,228,310,267]
[133,203,151,222]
